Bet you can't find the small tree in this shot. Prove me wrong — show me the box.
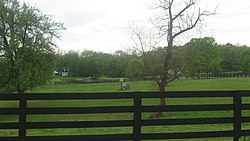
[0,0,65,93]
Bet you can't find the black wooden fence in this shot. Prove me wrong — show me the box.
[1,91,250,141]
[54,79,119,85]
[189,72,250,79]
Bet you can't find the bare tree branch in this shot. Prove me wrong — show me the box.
[154,0,170,10]
[172,0,195,21]
[166,71,182,84]
[173,8,216,39]
[128,24,147,55]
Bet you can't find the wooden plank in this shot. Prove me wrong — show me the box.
[233,92,241,141]
[241,130,250,136]
[141,131,234,140]
[27,106,134,114]
[25,91,245,100]
[0,94,19,100]
[26,93,134,100]
[0,137,19,141]
[241,104,250,110]
[19,94,27,141]
[0,122,19,129]
[25,134,133,141]
[0,108,19,115]
[241,116,250,122]
[27,120,133,129]
[141,104,234,112]
[142,117,234,126]
[140,91,235,98]
[236,91,250,97]
[133,94,141,141]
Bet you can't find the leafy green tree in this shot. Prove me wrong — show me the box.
[0,0,64,93]
[126,59,144,78]
[106,56,125,77]
[111,50,135,77]
[184,37,221,78]
[80,51,104,77]
[220,43,243,72]
[240,49,250,73]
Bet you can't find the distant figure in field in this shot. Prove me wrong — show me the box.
[122,81,130,90]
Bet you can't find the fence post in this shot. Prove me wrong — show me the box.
[134,94,142,141]
[233,92,242,141]
[19,93,27,141]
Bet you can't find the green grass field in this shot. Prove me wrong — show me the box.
[31,77,250,93]
[2,78,250,141]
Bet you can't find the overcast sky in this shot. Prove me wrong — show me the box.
[21,0,250,53]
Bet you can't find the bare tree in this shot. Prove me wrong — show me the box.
[128,0,216,118]
[151,0,216,118]
[128,23,159,55]
[127,22,160,76]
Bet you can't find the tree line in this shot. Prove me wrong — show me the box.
[56,37,250,78]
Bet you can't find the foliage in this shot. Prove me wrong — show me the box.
[0,0,64,92]
[56,50,134,77]
[220,43,243,72]
[125,59,144,78]
[183,37,221,77]
[55,38,250,79]
[240,49,250,73]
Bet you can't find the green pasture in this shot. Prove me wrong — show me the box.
[2,78,250,141]
[32,77,250,93]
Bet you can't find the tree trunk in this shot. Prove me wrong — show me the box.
[150,83,167,119]
[151,97,166,118]
[150,26,173,119]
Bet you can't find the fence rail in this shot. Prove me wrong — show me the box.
[188,72,250,79]
[54,79,120,85]
[1,91,250,141]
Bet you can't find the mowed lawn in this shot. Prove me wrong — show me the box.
[1,78,250,141]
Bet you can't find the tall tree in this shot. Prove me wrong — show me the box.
[240,49,250,73]
[184,37,221,78]
[151,0,216,118]
[220,43,242,72]
[0,0,65,93]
